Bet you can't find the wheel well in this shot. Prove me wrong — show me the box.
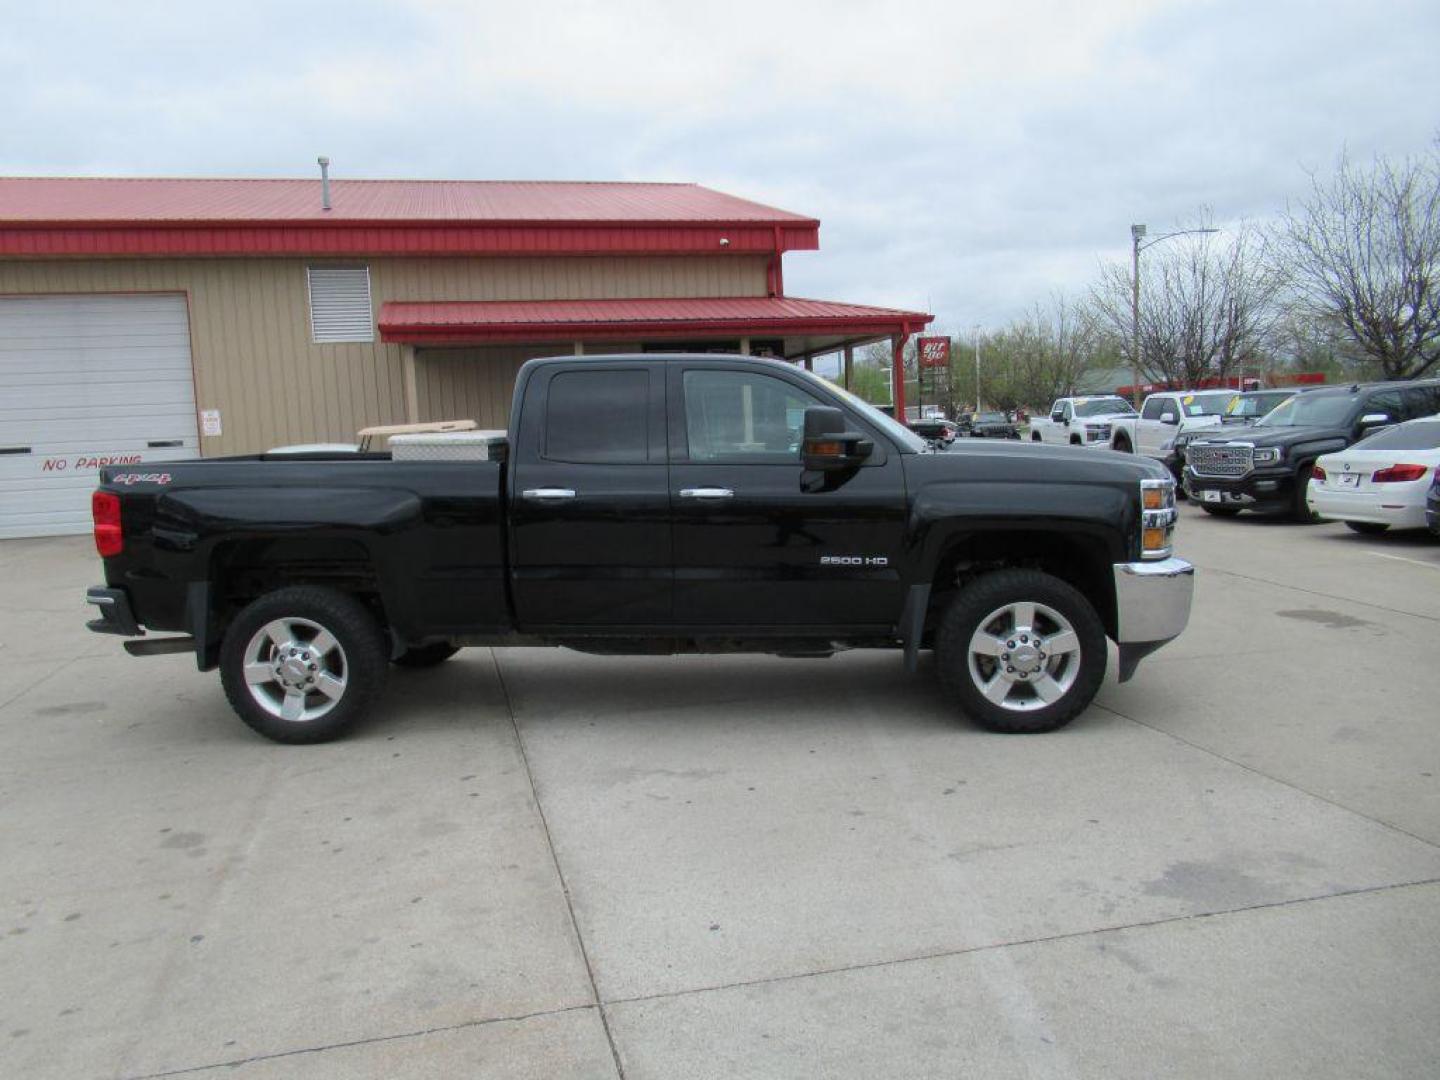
[1113,432,1131,449]
[926,531,1117,641]
[209,537,385,629]
[1070,435,1083,445]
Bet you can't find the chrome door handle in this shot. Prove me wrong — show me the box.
[679,487,734,499]
[522,488,576,501]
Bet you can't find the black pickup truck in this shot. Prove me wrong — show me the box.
[86,353,1194,743]
[1184,379,1440,520]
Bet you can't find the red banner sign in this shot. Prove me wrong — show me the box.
[917,336,951,368]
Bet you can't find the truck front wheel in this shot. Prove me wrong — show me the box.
[934,569,1106,734]
[219,586,388,743]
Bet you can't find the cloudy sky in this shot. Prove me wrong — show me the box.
[5,0,1438,337]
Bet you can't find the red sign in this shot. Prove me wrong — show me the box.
[917,336,951,368]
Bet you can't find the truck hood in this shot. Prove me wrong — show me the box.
[1192,424,1348,450]
[910,437,1167,484]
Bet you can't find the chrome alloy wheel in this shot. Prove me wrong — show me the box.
[241,617,349,723]
[965,600,1081,713]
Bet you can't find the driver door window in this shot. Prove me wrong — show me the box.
[682,369,823,462]
[1141,396,1165,421]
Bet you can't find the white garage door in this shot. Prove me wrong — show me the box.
[0,294,200,538]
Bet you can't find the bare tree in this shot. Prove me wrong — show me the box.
[1273,149,1440,379]
[977,295,1098,410]
[1091,218,1284,388]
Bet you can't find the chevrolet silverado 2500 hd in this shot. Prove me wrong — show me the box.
[86,353,1194,743]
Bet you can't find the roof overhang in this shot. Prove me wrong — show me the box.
[378,296,933,348]
[0,221,819,259]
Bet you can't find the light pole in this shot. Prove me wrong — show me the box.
[973,324,981,413]
[1130,224,1220,407]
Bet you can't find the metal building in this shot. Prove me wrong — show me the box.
[0,176,931,537]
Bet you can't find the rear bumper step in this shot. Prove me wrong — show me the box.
[85,587,142,636]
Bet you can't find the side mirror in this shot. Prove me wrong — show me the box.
[1050,411,1065,423]
[1358,412,1392,431]
[1160,411,1178,425]
[801,406,873,471]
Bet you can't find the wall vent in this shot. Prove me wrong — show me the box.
[307,266,373,343]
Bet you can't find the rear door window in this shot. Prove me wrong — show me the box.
[545,369,650,464]
[1401,384,1440,420]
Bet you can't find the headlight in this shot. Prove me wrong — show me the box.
[1140,478,1177,559]
[1252,447,1281,464]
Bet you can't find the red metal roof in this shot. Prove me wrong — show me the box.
[378,296,933,346]
[0,177,819,258]
[0,177,816,224]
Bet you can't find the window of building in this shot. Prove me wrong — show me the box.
[683,369,823,461]
[545,369,650,464]
[307,266,374,343]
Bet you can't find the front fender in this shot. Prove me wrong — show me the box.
[908,479,1133,575]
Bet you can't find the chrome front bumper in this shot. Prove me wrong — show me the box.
[1111,558,1195,681]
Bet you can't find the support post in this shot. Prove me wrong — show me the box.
[739,337,751,355]
[843,345,854,390]
[803,354,813,372]
[401,344,419,423]
[892,332,908,420]
[573,341,585,356]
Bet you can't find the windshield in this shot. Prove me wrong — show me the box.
[799,369,928,452]
[1180,393,1232,417]
[1074,397,1135,417]
[1255,393,1358,428]
[1226,391,1291,419]
[1353,419,1440,450]
[975,412,1008,423]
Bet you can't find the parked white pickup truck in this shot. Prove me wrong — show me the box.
[1030,396,1137,447]
[1112,390,1233,479]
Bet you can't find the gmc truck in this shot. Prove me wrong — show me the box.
[85,353,1194,743]
[1184,379,1440,520]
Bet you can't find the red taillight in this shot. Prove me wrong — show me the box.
[1371,463,1429,483]
[92,491,123,557]
[1310,465,1326,483]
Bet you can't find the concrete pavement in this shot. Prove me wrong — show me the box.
[0,507,1436,1078]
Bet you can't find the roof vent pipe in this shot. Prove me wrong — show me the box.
[317,156,331,211]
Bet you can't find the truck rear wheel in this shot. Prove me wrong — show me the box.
[1113,434,1132,453]
[219,586,388,743]
[934,569,1106,734]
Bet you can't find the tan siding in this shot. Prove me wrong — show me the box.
[0,255,767,454]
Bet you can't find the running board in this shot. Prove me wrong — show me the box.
[123,637,196,657]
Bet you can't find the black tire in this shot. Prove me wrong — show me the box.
[1292,463,1320,523]
[1113,436,1133,453]
[934,569,1106,734]
[393,643,461,668]
[1070,436,1082,446]
[1031,432,1042,442]
[219,586,388,743]
[1344,521,1390,535]
[1200,504,1241,517]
